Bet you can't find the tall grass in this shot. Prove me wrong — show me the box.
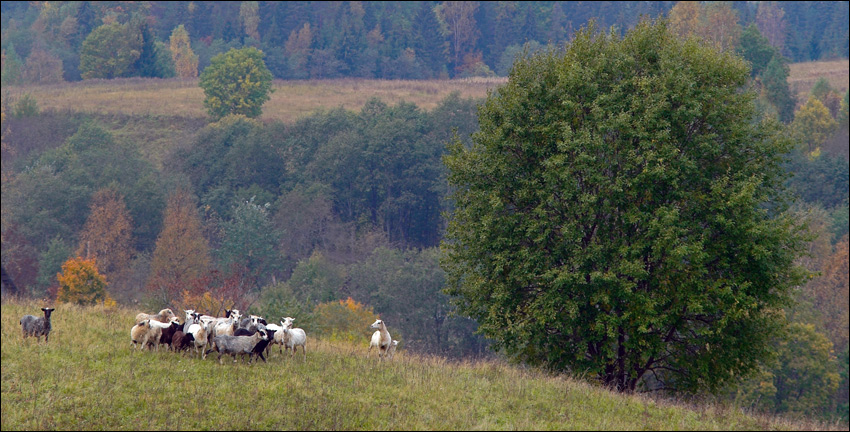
[3,77,505,124]
[788,59,849,106]
[1,299,839,430]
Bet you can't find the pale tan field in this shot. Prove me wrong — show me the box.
[788,59,849,106]
[6,58,846,123]
[4,77,507,123]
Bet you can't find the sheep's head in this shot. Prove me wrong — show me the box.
[370,319,383,330]
[160,309,175,319]
[264,329,276,341]
[41,307,55,318]
[281,317,295,329]
[230,310,243,323]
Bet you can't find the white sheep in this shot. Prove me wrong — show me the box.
[182,309,197,332]
[282,326,307,360]
[278,317,307,359]
[264,322,285,355]
[369,319,392,360]
[135,308,176,325]
[131,317,179,351]
[187,313,210,358]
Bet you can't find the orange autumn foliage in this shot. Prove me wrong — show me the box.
[76,188,134,278]
[147,189,211,304]
[56,256,113,306]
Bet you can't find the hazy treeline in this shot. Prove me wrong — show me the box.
[2,1,848,83]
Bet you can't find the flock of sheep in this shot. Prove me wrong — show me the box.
[19,306,399,364]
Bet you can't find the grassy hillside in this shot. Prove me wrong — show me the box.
[788,59,850,107]
[3,77,505,124]
[0,299,838,431]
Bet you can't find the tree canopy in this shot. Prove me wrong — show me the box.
[198,47,274,120]
[441,19,809,393]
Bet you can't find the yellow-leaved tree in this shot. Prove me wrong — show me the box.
[169,24,198,79]
[668,1,740,52]
[792,96,838,155]
[56,256,113,306]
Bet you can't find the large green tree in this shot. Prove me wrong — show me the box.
[79,22,142,79]
[198,47,274,120]
[441,19,808,393]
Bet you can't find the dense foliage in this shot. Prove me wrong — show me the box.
[442,19,809,393]
[1,1,847,82]
[199,47,274,120]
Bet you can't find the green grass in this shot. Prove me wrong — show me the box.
[1,299,839,430]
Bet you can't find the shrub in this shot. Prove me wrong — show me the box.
[56,256,113,306]
[313,297,379,343]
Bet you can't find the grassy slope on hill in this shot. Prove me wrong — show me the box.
[6,59,846,124]
[3,77,505,124]
[788,59,850,107]
[0,300,837,431]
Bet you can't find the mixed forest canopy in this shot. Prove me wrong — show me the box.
[1,1,848,83]
[1,0,848,424]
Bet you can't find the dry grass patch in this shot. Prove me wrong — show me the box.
[5,77,506,124]
[788,59,849,106]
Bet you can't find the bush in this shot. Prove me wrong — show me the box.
[56,256,113,306]
[313,297,379,343]
[12,93,39,118]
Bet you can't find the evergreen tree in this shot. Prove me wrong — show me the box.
[762,54,795,123]
[413,1,447,78]
[134,21,162,78]
[737,23,777,77]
